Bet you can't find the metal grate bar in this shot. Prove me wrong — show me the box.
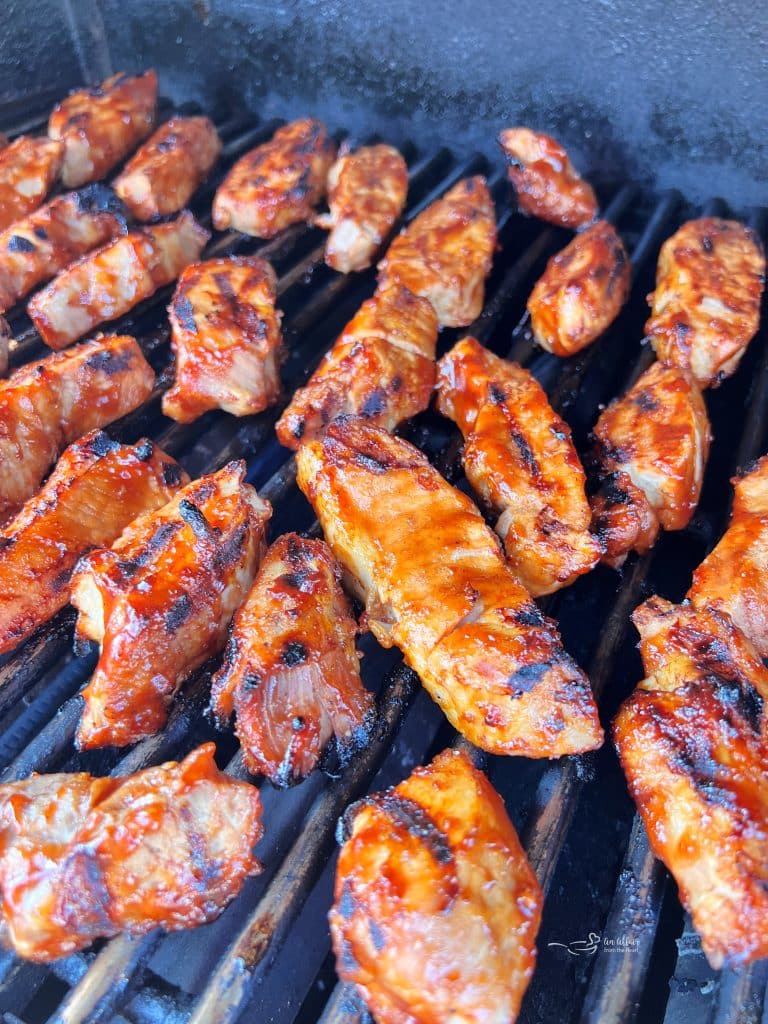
[578,817,668,1024]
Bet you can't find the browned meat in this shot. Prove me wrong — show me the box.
[498,128,598,228]
[48,70,157,188]
[162,255,283,422]
[0,334,155,522]
[0,743,263,961]
[71,461,271,750]
[329,748,543,1024]
[0,431,186,656]
[211,533,374,786]
[296,419,603,757]
[688,455,768,659]
[0,185,126,313]
[316,144,408,273]
[436,336,602,595]
[590,361,711,567]
[212,118,336,237]
[28,211,209,350]
[615,596,768,968]
[0,136,63,232]
[645,218,765,388]
[276,284,437,449]
[114,116,222,221]
[527,220,631,355]
[377,176,497,327]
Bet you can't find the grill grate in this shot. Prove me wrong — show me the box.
[0,94,765,1024]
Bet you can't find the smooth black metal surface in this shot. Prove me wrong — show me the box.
[0,82,765,1024]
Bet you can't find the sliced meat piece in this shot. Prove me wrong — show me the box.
[0,185,126,313]
[0,334,155,522]
[377,176,497,327]
[436,336,602,595]
[211,533,374,786]
[590,361,711,567]
[645,217,765,388]
[71,461,271,749]
[0,743,262,961]
[329,748,542,1024]
[498,127,598,228]
[688,455,768,660]
[296,419,603,757]
[0,136,63,231]
[113,115,221,221]
[527,220,631,356]
[48,70,157,188]
[212,118,336,238]
[632,595,768,701]
[615,597,768,968]
[28,211,209,350]
[0,431,186,656]
[276,284,437,449]
[317,143,408,273]
[162,255,283,422]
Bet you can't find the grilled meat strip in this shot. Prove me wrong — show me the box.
[28,211,209,350]
[0,431,185,656]
[590,361,711,567]
[527,220,631,356]
[48,70,157,188]
[645,218,765,388]
[72,461,271,750]
[377,176,497,327]
[114,115,222,221]
[330,748,543,1024]
[436,337,602,595]
[0,185,126,313]
[615,597,768,968]
[276,284,437,449]
[212,118,336,238]
[688,455,768,660]
[316,144,408,273]
[0,334,154,522]
[0,743,262,962]
[211,533,374,786]
[296,419,602,756]
[0,136,63,232]
[498,128,598,228]
[162,255,283,422]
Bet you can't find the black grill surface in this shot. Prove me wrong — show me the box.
[0,96,765,1024]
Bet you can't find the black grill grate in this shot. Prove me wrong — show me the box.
[0,96,765,1024]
